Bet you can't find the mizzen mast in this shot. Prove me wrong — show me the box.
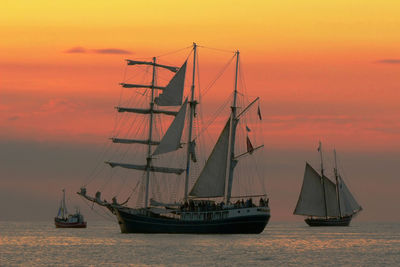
[225,50,240,204]
[333,149,343,217]
[318,141,328,218]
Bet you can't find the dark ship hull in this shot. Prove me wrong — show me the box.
[54,217,87,228]
[114,208,270,234]
[305,216,352,227]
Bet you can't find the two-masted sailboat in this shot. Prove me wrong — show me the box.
[55,189,87,228]
[293,142,362,226]
[78,43,270,233]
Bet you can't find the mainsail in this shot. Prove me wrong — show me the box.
[189,119,231,198]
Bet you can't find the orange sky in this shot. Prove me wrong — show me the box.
[2,0,399,151]
[1,1,399,221]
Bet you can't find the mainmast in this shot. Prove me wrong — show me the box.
[184,43,197,199]
[318,141,328,218]
[144,57,157,208]
[225,51,240,204]
[333,149,342,217]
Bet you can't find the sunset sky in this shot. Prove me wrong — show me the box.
[1,1,399,222]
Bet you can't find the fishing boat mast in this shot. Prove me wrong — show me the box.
[62,189,67,218]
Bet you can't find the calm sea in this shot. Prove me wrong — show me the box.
[1,221,399,266]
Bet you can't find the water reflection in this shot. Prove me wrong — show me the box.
[1,221,399,266]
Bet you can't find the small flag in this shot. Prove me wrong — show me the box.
[257,105,262,120]
[246,125,251,132]
[246,136,254,154]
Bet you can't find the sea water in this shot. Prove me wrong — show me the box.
[1,221,399,266]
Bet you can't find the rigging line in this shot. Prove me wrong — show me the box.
[112,87,149,144]
[194,93,233,141]
[195,49,204,138]
[200,54,236,97]
[156,45,192,58]
[80,197,115,221]
[115,174,141,200]
[112,72,150,137]
[124,64,152,83]
[198,45,236,54]
[112,64,131,136]
[83,140,114,187]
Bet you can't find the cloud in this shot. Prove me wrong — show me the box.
[64,47,132,55]
[65,46,87,53]
[39,98,81,113]
[8,116,20,121]
[265,115,356,125]
[367,126,400,135]
[375,59,400,64]
[92,48,132,54]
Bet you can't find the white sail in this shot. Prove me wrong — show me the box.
[155,61,187,106]
[294,163,327,216]
[323,176,340,217]
[338,176,361,216]
[153,99,188,156]
[189,119,230,198]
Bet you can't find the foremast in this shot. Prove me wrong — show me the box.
[106,55,188,208]
[144,57,157,208]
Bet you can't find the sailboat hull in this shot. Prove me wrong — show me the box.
[114,208,270,234]
[305,216,352,227]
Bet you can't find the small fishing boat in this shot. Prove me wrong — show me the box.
[55,189,87,228]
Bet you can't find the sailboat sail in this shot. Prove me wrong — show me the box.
[155,61,187,106]
[153,98,188,156]
[294,163,327,216]
[189,119,231,198]
[57,200,63,218]
[338,176,362,216]
[323,176,340,217]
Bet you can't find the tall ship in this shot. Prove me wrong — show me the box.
[293,142,362,226]
[55,189,87,228]
[78,43,270,233]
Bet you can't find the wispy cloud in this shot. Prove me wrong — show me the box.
[375,59,400,64]
[64,47,132,55]
[8,116,20,121]
[39,98,81,113]
[92,48,132,54]
[65,47,87,53]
